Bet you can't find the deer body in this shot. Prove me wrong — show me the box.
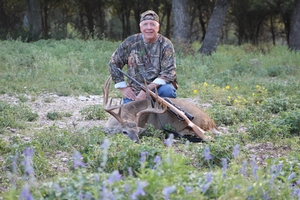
[105,98,220,137]
[103,76,220,142]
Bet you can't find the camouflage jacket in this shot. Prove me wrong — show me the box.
[109,33,176,93]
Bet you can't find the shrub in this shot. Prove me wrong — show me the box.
[261,94,294,114]
[80,105,107,120]
[209,104,249,126]
[83,134,165,175]
[247,119,290,140]
[276,110,300,135]
[0,101,38,132]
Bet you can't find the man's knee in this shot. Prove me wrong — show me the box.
[158,84,177,98]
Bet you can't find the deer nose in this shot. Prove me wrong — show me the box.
[122,130,139,143]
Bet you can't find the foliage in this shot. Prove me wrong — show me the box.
[0,101,38,133]
[79,105,107,120]
[46,111,72,120]
[1,40,300,199]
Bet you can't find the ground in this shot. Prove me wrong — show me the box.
[0,93,106,131]
[0,93,292,172]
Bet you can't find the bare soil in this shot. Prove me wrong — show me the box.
[0,93,107,131]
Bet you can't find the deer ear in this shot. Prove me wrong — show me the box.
[137,127,146,135]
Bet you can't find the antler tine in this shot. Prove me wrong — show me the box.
[102,75,125,125]
[102,76,112,105]
[136,83,167,125]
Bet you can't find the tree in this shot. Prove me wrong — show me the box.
[0,0,9,38]
[172,0,191,43]
[289,0,300,51]
[110,0,132,40]
[198,0,231,55]
[25,0,42,41]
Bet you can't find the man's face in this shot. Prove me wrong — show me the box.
[139,19,160,43]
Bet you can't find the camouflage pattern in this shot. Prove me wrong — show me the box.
[109,33,176,94]
[140,10,159,22]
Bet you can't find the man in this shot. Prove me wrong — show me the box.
[109,10,177,104]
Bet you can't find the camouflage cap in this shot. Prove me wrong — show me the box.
[140,10,159,23]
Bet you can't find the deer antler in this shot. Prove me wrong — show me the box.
[102,76,125,125]
[136,83,167,126]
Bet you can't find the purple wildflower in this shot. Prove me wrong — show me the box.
[206,172,213,183]
[12,154,18,174]
[153,155,161,169]
[240,160,248,177]
[140,151,148,163]
[53,183,63,194]
[164,134,174,147]
[101,139,110,149]
[21,147,35,176]
[203,146,212,161]
[270,174,276,186]
[128,167,133,177]
[123,184,131,193]
[250,159,258,180]
[275,163,283,175]
[202,183,210,193]
[154,155,161,163]
[262,192,270,200]
[107,170,122,184]
[20,184,33,200]
[94,174,100,181]
[23,147,34,157]
[162,185,176,200]
[288,172,296,181]
[232,144,240,158]
[292,188,300,199]
[202,172,213,193]
[101,183,112,199]
[184,186,193,194]
[296,179,300,185]
[72,151,86,169]
[100,139,110,168]
[78,192,83,200]
[130,180,148,200]
[221,158,228,177]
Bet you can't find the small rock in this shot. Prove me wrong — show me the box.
[78,96,88,101]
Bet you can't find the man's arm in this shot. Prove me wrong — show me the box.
[158,38,177,83]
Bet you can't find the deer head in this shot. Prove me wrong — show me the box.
[102,76,139,142]
[102,76,167,142]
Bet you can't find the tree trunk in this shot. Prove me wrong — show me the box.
[198,0,231,55]
[26,0,43,41]
[172,0,191,43]
[270,15,275,45]
[289,0,300,51]
[161,1,172,38]
[83,1,95,38]
[97,0,106,37]
[42,1,49,39]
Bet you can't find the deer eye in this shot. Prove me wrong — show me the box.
[122,130,128,135]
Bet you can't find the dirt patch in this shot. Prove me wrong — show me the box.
[0,93,107,131]
[244,142,291,166]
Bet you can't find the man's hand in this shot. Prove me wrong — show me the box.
[136,82,159,101]
[119,87,136,100]
[136,90,147,101]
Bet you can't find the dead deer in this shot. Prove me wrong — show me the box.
[103,76,220,142]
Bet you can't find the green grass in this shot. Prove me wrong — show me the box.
[1,39,300,199]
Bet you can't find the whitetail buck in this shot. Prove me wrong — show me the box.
[103,76,220,142]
